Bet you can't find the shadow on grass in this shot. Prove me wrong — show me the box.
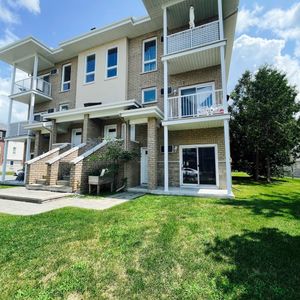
[218,192,300,219]
[205,228,300,299]
[232,175,288,186]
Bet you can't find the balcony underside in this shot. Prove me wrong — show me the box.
[162,114,229,131]
[163,41,224,75]
[10,90,52,104]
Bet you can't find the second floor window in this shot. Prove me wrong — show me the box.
[106,47,118,78]
[85,54,96,83]
[143,38,157,73]
[142,87,157,104]
[59,103,69,111]
[61,64,71,91]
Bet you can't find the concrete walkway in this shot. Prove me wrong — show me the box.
[0,190,145,216]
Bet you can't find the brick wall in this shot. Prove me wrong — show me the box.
[127,30,222,113]
[35,56,78,113]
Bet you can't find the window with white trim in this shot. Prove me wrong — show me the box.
[143,38,157,73]
[61,64,71,91]
[106,47,118,78]
[85,54,96,83]
[142,87,157,104]
[12,147,16,154]
[59,103,69,111]
[33,111,47,122]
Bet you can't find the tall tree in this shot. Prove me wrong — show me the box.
[230,65,300,182]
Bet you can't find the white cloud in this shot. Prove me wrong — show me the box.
[0,29,18,47]
[13,0,40,14]
[0,0,18,23]
[0,0,40,24]
[236,4,263,34]
[0,69,29,123]
[229,35,300,97]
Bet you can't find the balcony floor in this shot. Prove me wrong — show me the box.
[10,90,52,104]
[162,114,229,131]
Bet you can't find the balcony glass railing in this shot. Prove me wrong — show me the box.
[166,20,220,55]
[12,77,51,97]
[168,89,225,119]
[7,122,28,137]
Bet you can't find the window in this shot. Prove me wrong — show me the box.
[130,124,136,142]
[12,147,16,154]
[143,38,157,73]
[33,111,47,122]
[61,64,71,91]
[59,104,69,111]
[106,47,118,78]
[85,54,96,83]
[142,87,157,104]
[10,161,14,166]
[0,132,3,139]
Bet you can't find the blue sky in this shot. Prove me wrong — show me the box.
[0,0,299,123]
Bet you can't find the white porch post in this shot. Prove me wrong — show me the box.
[163,6,169,192]
[1,64,16,182]
[218,0,224,40]
[24,54,38,183]
[224,119,232,195]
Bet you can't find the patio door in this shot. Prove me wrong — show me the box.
[180,83,214,117]
[181,145,217,186]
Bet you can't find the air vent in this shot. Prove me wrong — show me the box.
[50,69,58,75]
[161,87,172,95]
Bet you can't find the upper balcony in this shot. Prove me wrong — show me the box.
[10,77,52,104]
[166,20,220,56]
[161,0,236,75]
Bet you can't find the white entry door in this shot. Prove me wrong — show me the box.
[71,128,82,147]
[104,124,117,140]
[140,147,148,185]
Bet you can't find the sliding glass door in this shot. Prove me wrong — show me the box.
[181,146,217,186]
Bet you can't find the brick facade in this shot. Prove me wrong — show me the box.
[35,57,78,114]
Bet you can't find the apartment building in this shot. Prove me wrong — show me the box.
[0,0,239,197]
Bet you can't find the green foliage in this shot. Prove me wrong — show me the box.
[89,139,138,189]
[230,65,300,181]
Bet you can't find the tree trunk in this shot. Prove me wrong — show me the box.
[255,151,259,181]
[266,156,271,183]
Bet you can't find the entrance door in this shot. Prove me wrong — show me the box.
[181,146,217,186]
[140,148,148,185]
[71,128,82,147]
[104,124,117,140]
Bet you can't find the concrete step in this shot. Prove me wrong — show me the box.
[56,180,69,187]
[27,184,72,193]
[36,179,47,185]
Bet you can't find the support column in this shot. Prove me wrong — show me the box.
[164,125,169,191]
[224,119,232,195]
[50,120,57,147]
[34,130,41,157]
[147,117,158,190]
[1,64,16,182]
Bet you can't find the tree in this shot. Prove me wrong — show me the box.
[89,139,138,191]
[230,65,300,182]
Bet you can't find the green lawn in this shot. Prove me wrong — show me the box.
[0,175,299,299]
[0,185,12,189]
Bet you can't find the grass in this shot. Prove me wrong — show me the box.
[0,175,299,299]
[0,185,12,189]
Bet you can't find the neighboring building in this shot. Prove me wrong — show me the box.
[0,124,5,167]
[0,125,25,173]
[0,0,239,197]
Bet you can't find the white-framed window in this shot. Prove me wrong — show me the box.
[0,131,3,139]
[12,147,16,154]
[142,37,157,73]
[142,87,157,104]
[85,54,96,83]
[61,64,71,91]
[130,124,136,142]
[59,103,69,111]
[106,47,118,79]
